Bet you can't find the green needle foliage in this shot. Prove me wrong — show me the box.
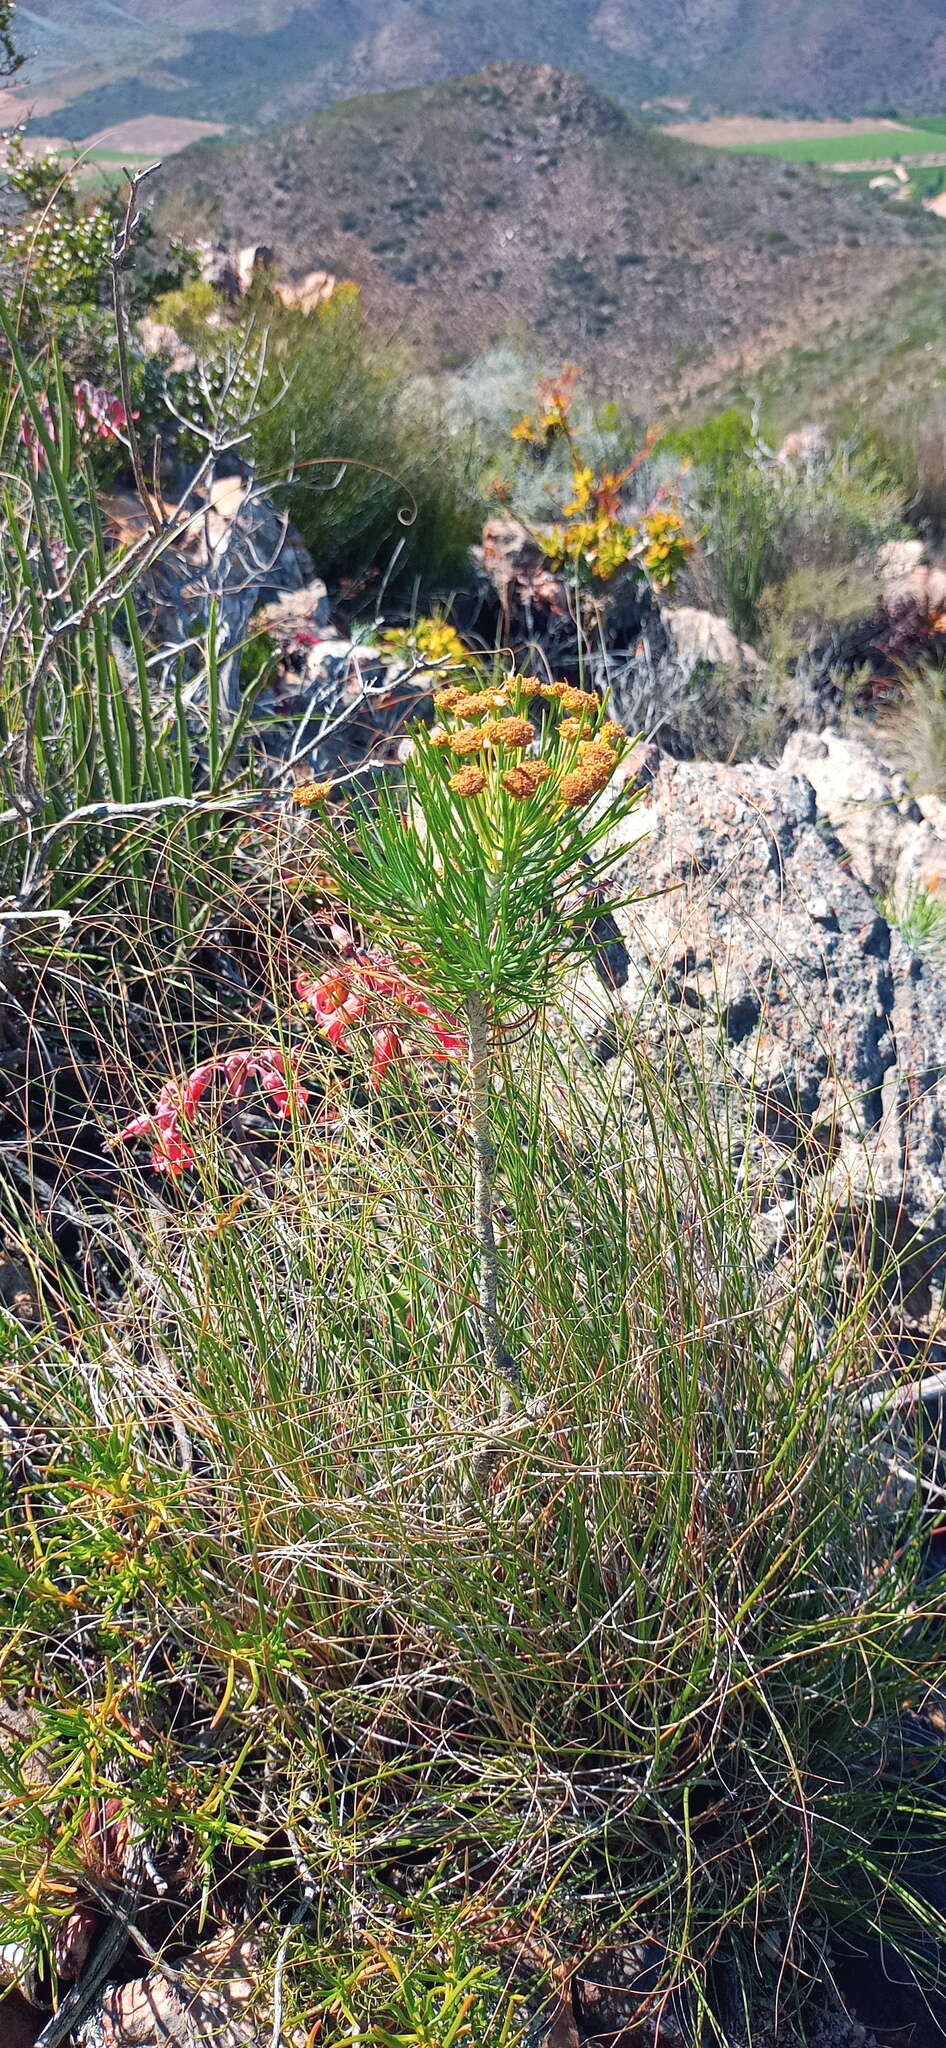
[308,676,642,1020]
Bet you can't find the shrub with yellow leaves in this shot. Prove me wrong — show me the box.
[508,369,692,594]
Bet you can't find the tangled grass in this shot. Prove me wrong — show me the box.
[3,1006,946,2042]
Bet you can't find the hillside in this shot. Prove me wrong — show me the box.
[152,64,940,413]
[19,0,946,137]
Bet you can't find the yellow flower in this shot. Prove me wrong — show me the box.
[482,716,535,750]
[434,686,468,714]
[511,413,538,443]
[450,766,488,798]
[600,719,627,748]
[558,715,592,743]
[415,617,468,663]
[564,463,594,516]
[501,760,553,800]
[292,779,333,807]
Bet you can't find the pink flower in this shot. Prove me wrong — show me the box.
[297,952,466,1087]
[370,1024,402,1087]
[114,1048,308,1175]
[74,380,134,443]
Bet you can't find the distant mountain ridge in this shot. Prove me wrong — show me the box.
[19,0,946,134]
[153,63,938,414]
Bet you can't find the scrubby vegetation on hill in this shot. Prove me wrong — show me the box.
[152,64,938,409]
[7,35,946,2048]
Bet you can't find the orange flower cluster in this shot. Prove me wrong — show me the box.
[450,765,488,798]
[430,669,627,814]
[482,716,535,750]
[531,681,599,718]
[501,760,553,800]
[450,689,511,719]
[559,740,621,808]
[446,727,490,757]
[292,779,333,807]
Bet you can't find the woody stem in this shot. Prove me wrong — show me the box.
[465,993,522,1421]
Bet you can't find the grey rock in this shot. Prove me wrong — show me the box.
[781,726,924,893]
[579,755,946,1306]
[662,604,762,674]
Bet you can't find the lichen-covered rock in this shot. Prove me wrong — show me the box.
[781,726,924,892]
[574,754,946,1308]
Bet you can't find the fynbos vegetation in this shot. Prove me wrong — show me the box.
[5,16,946,2048]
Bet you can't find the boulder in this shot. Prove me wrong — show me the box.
[104,478,316,711]
[876,536,946,621]
[662,605,763,674]
[273,269,338,314]
[780,726,923,892]
[572,754,946,1310]
[775,422,831,472]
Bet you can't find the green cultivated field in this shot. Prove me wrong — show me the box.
[730,125,946,162]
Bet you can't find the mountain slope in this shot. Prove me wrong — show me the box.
[21,0,946,135]
[152,64,940,413]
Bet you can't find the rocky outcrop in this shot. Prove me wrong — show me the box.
[781,726,946,901]
[572,754,946,1312]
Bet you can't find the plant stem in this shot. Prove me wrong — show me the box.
[465,993,522,1420]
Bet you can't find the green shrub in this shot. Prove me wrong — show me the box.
[248,295,484,595]
[0,305,246,957]
[692,434,903,642]
[4,1033,945,2035]
[879,878,946,956]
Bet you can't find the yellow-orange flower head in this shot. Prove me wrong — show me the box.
[450,765,488,798]
[482,716,535,751]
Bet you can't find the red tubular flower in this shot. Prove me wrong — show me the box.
[295,970,366,1048]
[297,952,466,1080]
[74,379,133,442]
[114,1049,308,1175]
[370,1024,402,1088]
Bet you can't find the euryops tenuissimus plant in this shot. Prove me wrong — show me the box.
[298,668,644,1427]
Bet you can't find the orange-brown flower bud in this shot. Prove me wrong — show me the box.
[447,727,488,755]
[292,779,333,807]
[558,686,600,717]
[450,766,488,798]
[482,716,535,750]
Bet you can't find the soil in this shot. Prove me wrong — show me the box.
[660,116,909,145]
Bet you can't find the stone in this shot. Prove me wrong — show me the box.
[256,577,332,643]
[273,269,338,314]
[780,726,923,892]
[662,605,763,673]
[775,422,831,471]
[576,753,946,1307]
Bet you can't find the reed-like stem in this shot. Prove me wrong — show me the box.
[465,993,522,1420]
